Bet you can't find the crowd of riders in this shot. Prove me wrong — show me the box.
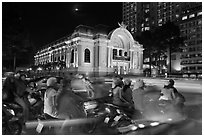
[2,71,186,134]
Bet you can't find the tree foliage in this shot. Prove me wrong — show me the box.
[136,21,184,75]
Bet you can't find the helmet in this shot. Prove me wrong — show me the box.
[124,79,132,86]
[134,79,145,89]
[168,79,175,86]
[47,77,57,87]
[113,77,123,87]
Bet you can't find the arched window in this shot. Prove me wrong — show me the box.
[84,48,90,63]
[71,49,74,63]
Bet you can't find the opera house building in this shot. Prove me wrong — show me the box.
[34,24,144,76]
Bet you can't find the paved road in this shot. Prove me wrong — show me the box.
[23,77,202,135]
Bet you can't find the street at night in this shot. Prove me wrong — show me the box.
[2,2,202,135]
[20,77,202,135]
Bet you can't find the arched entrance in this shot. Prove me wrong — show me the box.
[108,24,143,75]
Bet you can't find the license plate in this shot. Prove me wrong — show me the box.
[36,122,44,133]
[114,115,122,121]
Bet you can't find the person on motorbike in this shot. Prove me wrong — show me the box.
[2,72,15,102]
[81,75,95,99]
[112,75,124,88]
[112,77,130,108]
[159,79,185,109]
[122,79,134,104]
[132,79,146,118]
[56,77,87,134]
[14,73,32,122]
[43,77,59,119]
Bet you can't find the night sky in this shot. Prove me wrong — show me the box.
[3,2,123,49]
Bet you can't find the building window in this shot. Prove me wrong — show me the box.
[182,16,187,20]
[197,11,202,16]
[189,14,195,18]
[145,27,150,30]
[71,49,74,63]
[84,49,90,63]
[113,49,117,59]
[124,52,127,56]
[119,50,122,56]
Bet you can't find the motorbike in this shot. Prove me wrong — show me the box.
[2,102,24,135]
[83,96,133,134]
[83,94,187,135]
[27,87,44,120]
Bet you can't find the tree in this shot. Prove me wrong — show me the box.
[136,30,157,76]
[154,21,184,75]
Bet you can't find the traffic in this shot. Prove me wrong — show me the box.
[2,71,187,135]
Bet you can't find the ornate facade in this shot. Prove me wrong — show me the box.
[34,24,144,76]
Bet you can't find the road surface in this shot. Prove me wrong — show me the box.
[23,77,202,135]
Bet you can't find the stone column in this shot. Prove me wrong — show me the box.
[76,47,78,67]
[140,52,143,69]
[107,47,110,67]
[74,48,77,67]
[66,49,69,68]
[132,51,135,69]
[130,51,133,69]
[135,52,138,69]
[110,47,113,67]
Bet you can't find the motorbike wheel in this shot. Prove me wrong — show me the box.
[6,121,22,135]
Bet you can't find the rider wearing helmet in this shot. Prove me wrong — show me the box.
[44,77,59,119]
[159,79,185,109]
[159,79,177,101]
[14,73,31,122]
[132,79,146,116]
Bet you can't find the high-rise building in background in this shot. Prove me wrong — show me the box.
[123,2,202,78]
[179,3,202,78]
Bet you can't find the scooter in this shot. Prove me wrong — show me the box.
[2,102,24,135]
[28,88,44,120]
[83,95,186,135]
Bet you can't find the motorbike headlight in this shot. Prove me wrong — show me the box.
[138,124,145,128]
[105,107,111,113]
[7,109,15,115]
[131,125,138,131]
[168,118,172,121]
[150,122,160,126]
[116,109,121,114]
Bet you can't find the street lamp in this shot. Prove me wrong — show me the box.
[56,66,60,76]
